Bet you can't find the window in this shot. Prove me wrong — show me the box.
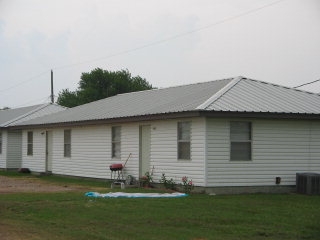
[112,126,121,158]
[0,132,2,154]
[64,129,71,157]
[230,121,252,161]
[27,131,33,156]
[177,122,191,160]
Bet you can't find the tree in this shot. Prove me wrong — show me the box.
[57,68,153,107]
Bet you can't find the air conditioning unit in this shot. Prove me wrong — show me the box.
[296,173,320,195]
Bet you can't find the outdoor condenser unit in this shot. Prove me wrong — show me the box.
[296,173,320,195]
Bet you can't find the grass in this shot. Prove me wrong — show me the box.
[1,172,320,240]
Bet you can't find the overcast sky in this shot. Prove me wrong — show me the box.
[0,0,319,108]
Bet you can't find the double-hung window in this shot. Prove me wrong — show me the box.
[64,129,71,157]
[27,131,33,156]
[112,126,121,158]
[177,122,191,160]
[230,121,252,161]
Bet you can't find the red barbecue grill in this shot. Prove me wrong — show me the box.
[109,153,131,181]
[109,163,124,180]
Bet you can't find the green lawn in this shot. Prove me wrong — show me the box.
[0,173,320,240]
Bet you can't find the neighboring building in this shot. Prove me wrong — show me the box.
[0,103,65,170]
[9,77,320,193]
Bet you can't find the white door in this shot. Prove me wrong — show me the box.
[139,125,151,177]
[46,131,53,172]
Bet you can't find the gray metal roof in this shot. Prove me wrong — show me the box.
[203,77,320,114]
[15,78,233,126]
[0,104,42,127]
[13,77,320,127]
[0,103,65,127]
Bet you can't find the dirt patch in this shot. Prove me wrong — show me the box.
[0,175,85,193]
[0,223,41,240]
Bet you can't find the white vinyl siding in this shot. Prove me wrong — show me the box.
[0,130,7,168]
[64,130,71,157]
[151,118,206,186]
[0,131,2,154]
[206,118,320,187]
[51,125,138,179]
[43,118,206,185]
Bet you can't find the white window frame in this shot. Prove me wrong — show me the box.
[177,121,191,160]
[230,121,252,161]
[112,126,121,159]
[27,131,33,156]
[64,129,71,157]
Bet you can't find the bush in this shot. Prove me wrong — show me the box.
[181,176,194,194]
[139,171,153,187]
[159,173,177,190]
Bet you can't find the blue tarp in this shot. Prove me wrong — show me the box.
[85,192,188,198]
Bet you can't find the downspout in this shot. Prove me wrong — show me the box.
[204,117,208,188]
[308,121,312,172]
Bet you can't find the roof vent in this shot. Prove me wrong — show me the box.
[296,173,320,195]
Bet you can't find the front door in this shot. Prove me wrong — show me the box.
[46,131,53,172]
[139,125,151,177]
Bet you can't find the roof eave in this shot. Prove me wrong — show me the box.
[8,110,320,130]
[199,110,320,120]
[8,111,202,129]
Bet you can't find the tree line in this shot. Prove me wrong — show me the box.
[57,68,153,108]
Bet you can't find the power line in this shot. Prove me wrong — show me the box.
[293,79,320,89]
[13,95,52,108]
[53,0,286,70]
[0,0,286,95]
[0,70,49,94]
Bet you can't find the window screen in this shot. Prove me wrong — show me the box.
[178,122,191,160]
[112,126,121,158]
[64,130,71,157]
[230,122,252,161]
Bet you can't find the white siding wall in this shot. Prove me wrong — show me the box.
[150,118,206,186]
[120,123,140,177]
[0,130,7,168]
[52,126,110,178]
[21,117,206,185]
[22,129,46,172]
[206,118,320,187]
[50,124,140,179]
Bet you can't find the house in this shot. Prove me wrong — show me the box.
[0,103,65,170]
[9,77,320,193]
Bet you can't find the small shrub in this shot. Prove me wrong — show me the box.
[159,173,177,190]
[140,171,153,187]
[18,168,31,173]
[181,176,194,194]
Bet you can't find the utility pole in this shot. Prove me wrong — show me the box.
[51,70,54,103]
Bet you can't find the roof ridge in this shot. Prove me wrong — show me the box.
[1,104,43,112]
[246,78,320,96]
[64,78,238,109]
[115,77,236,97]
[196,76,243,110]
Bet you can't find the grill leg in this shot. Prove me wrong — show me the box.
[111,181,125,189]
